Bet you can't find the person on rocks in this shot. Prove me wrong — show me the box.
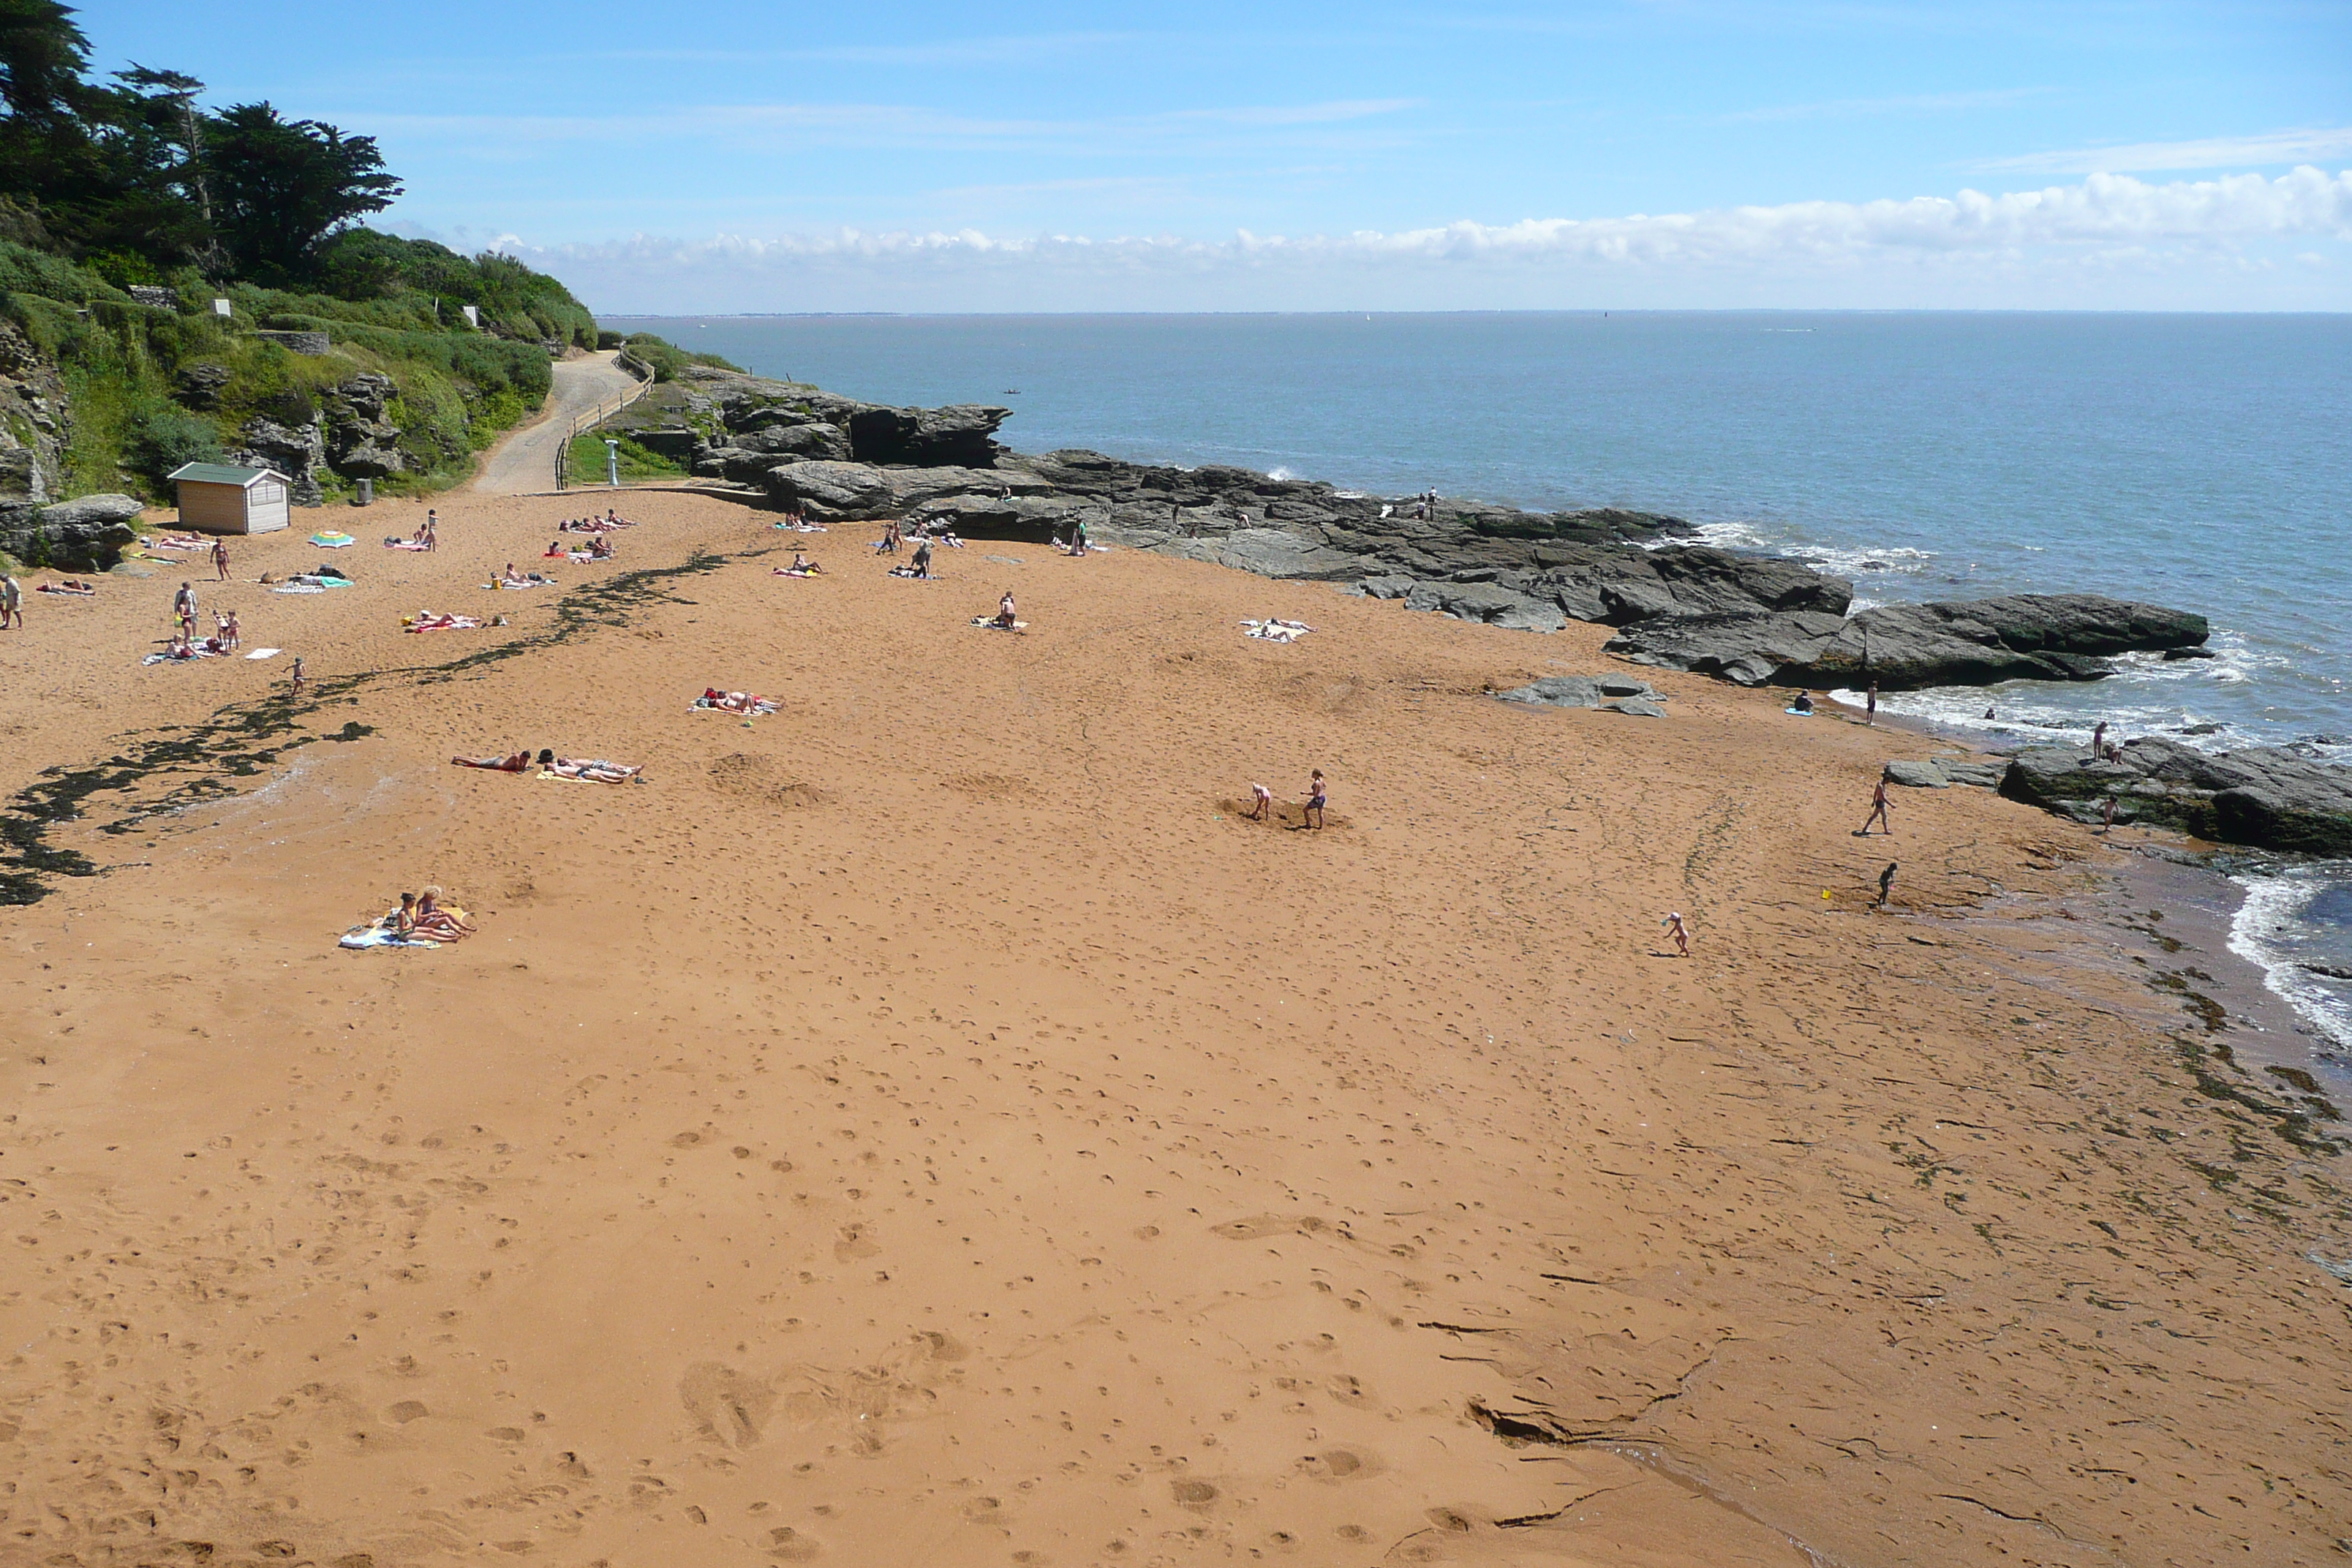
[2092,720,2108,757]
[1877,862,1899,909]
[1858,775,1891,836]
[1662,911,1690,956]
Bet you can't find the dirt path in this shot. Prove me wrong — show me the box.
[470,349,643,495]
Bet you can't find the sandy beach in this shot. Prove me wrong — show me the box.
[1,486,2345,1568]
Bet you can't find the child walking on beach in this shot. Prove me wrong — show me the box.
[1858,776,1891,836]
[1662,911,1690,955]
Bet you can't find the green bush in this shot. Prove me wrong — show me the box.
[127,401,222,484]
[622,332,742,382]
[566,430,684,483]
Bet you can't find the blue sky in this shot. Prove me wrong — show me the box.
[83,1,2352,310]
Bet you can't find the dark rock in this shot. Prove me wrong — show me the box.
[1166,529,1369,581]
[1882,761,1950,789]
[126,284,179,309]
[323,374,404,478]
[845,404,1009,467]
[2000,736,2352,855]
[763,461,1043,522]
[0,492,142,570]
[1787,594,2208,690]
[228,418,327,506]
[738,421,851,462]
[253,328,330,355]
[1406,581,1568,633]
[176,362,231,409]
[1496,674,1666,712]
[1358,576,1414,600]
[1602,610,1847,686]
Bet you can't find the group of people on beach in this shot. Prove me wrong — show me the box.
[453,747,642,782]
[391,886,472,941]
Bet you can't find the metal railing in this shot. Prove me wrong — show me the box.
[554,353,657,489]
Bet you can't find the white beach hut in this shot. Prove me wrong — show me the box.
[167,462,293,535]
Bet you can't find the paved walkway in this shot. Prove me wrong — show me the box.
[471,350,643,495]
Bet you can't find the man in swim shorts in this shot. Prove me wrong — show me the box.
[0,573,20,630]
[1858,776,1891,836]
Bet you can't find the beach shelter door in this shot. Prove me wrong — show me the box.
[165,462,293,535]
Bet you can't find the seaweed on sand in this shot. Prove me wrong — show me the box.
[0,549,740,906]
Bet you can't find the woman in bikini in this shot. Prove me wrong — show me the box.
[413,886,474,940]
[1304,769,1327,829]
[994,589,1017,628]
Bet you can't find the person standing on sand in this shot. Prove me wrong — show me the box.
[211,537,230,581]
[288,655,305,701]
[1877,862,1899,908]
[174,581,197,636]
[2101,796,2117,833]
[1858,775,1891,836]
[1662,911,1690,955]
[0,571,20,629]
[1866,681,1878,725]
[1304,769,1328,829]
[912,538,934,578]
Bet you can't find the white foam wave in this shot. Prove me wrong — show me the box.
[2228,871,2352,1054]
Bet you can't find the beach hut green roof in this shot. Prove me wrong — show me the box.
[167,461,286,486]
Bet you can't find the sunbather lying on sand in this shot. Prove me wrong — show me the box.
[453,750,538,772]
[37,578,97,595]
[403,611,483,633]
[547,756,643,783]
[695,688,778,715]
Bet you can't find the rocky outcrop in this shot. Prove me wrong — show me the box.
[1495,674,1667,715]
[1608,594,2208,690]
[226,418,328,507]
[322,373,405,479]
[1883,758,2006,789]
[2001,737,2352,854]
[1785,595,2210,690]
[0,319,66,513]
[673,370,2211,688]
[0,493,143,570]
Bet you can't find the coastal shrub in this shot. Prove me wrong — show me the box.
[126,401,222,486]
[622,332,742,382]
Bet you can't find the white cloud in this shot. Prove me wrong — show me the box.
[478,169,2352,313]
[1971,127,2352,175]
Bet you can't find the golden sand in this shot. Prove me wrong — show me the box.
[0,487,2344,1567]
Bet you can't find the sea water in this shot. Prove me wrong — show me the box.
[608,311,2352,1052]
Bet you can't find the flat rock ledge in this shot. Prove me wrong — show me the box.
[1999,736,2352,856]
[1496,674,1667,717]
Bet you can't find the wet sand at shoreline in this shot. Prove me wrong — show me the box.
[1,490,2346,1568]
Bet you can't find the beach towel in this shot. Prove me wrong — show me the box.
[339,918,438,951]
[245,647,282,660]
[384,538,431,551]
[886,565,936,580]
[970,617,1028,631]
[1243,618,1314,643]
[772,568,821,578]
[310,532,355,549]
[1783,706,1814,717]
[403,613,483,633]
[147,532,211,550]
[771,521,828,532]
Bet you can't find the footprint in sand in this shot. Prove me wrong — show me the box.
[1171,1479,1218,1508]
[386,1401,429,1424]
[767,1526,822,1561]
[679,1362,776,1450]
[1209,1213,1330,1240]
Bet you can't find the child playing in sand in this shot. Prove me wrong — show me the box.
[1662,911,1690,955]
[1304,769,1327,829]
[1877,862,1898,908]
[1248,782,1273,821]
[994,590,1017,629]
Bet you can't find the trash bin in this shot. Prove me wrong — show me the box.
[355,478,374,506]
